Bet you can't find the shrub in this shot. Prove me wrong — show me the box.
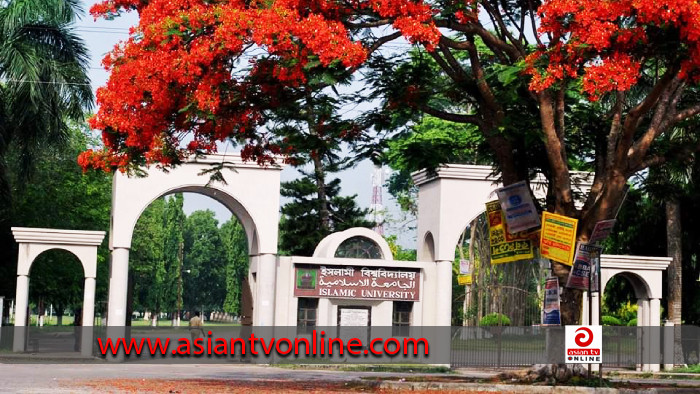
[627,318,637,326]
[479,313,511,326]
[602,315,623,326]
[616,301,638,324]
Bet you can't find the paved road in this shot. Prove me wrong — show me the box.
[1,362,698,393]
[0,363,477,393]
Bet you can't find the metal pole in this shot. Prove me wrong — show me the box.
[596,252,603,387]
[0,296,4,344]
[588,262,592,379]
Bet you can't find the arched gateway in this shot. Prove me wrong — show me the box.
[108,154,282,326]
[11,227,105,354]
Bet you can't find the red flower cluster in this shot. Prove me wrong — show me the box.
[528,0,700,99]
[83,0,444,172]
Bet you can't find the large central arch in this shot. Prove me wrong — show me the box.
[108,154,283,327]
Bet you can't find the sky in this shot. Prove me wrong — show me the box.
[78,1,416,247]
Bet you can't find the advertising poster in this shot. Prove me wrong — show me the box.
[590,247,601,293]
[542,276,561,326]
[540,212,578,266]
[495,180,541,233]
[457,274,472,286]
[486,200,535,264]
[459,259,470,275]
[589,219,616,245]
[565,243,602,290]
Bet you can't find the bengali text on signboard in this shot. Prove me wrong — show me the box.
[540,212,578,266]
[486,200,535,264]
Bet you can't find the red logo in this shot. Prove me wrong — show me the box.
[574,327,593,347]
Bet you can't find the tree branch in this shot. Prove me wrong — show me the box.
[627,78,685,167]
[673,103,700,123]
[345,19,391,29]
[418,104,483,126]
[538,91,575,215]
[434,19,521,61]
[465,36,503,120]
[366,31,402,55]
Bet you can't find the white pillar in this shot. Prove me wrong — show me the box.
[591,292,600,326]
[81,277,96,357]
[647,298,661,372]
[13,275,30,352]
[436,260,453,326]
[663,321,675,371]
[106,248,129,361]
[649,298,660,327]
[638,298,652,371]
[107,248,129,326]
[255,253,277,326]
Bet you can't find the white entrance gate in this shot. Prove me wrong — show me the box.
[11,227,105,355]
[107,154,283,327]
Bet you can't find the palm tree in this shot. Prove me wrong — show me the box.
[0,0,93,225]
[645,126,697,325]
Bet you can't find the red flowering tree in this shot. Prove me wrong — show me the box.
[85,0,700,324]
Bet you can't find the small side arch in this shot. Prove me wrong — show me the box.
[419,231,436,262]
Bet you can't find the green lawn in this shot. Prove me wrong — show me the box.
[129,319,240,327]
[674,364,700,373]
[10,315,77,326]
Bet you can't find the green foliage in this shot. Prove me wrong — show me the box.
[130,199,249,319]
[385,235,416,261]
[386,116,486,174]
[0,0,93,225]
[607,178,700,325]
[601,315,623,326]
[385,116,490,214]
[220,218,248,315]
[7,123,111,318]
[479,313,511,326]
[183,210,227,311]
[616,301,638,324]
[131,198,167,314]
[163,193,186,313]
[279,177,374,256]
[627,318,638,326]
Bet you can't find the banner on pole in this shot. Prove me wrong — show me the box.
[542,276,561,326]
[495,181,541,233]
[459,259,470,275]
[457,274,472,286]
[540,212,578,266]
[590,247,601,293]
[566,243,603,290]
[486,201,535,264]
[589,219,616,245]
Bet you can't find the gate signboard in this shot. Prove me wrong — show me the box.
[294,265,420,301]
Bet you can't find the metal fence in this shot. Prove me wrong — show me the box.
[450,325,700,368]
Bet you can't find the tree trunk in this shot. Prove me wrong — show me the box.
[302,86,331,232]
[666,197,682,324]
[57,305,64,326]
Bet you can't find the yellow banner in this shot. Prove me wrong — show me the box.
[540,211,578,266]
[457,274,472,286]
[486,200,535,264]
